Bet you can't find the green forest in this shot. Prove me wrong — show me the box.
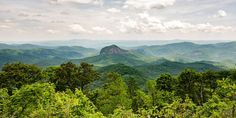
[0,62,236,118]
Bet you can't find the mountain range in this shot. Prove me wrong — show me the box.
[0,41,235,78]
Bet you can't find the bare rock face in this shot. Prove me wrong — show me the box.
[100,45,128,55]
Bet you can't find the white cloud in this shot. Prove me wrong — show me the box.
[119,13,233,33]
[196,23,232,33]
[69,24,92,33]
[92,26,113,34]
[50,0,103,5]
[213,10,227,18]
[0,25,11,29]
[47,29,58,34]
[107,8,121,13]
[123,0,175,10]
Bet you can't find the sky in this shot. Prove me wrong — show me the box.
[0,0,236,43]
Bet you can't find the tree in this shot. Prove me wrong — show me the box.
[177,69,201,104]
[50,62,99,91]
[195,95,231,118]
[156,73,176,92]
[1,83,104,118]
[199,70,219,104]
[132,90,152,112]
[127,77,139,97]
[0,89,10,117]
[158,97,196,117]
[109,107,139,118]
[0,63,43,94]
[51,62,80,91]
[78,62,100,90]
[95,73,131,115]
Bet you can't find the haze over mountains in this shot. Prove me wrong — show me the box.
[1,41,235,78]
[5,39,232,48]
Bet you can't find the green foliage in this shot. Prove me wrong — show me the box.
[0,63,44,93]
[49,62,99,91]
[132,89,152,112]
[50,62,80,91]
[79,62,100,90]
[177,69,201,104]
[95,73,131,115]
[9,83,55,117]
[0,89,10,117]
[0,83,104,118]
[196,95,231,118]
[108,107,139,118]
[158,97,196,118]
[156,73,176,91]
[98,64,146,86]
[0,62,236,118]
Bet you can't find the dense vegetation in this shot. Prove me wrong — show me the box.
[0,62,235,117]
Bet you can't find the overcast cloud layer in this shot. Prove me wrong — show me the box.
[0,0,235,43]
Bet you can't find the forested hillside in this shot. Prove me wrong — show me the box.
[134,42,236,66]
[1,42,236,68]
[0,62,235,117]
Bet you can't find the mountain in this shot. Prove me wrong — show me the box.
[97,59,222,82]
[0,42,230,71]
[71,45,146,67]
[98,63,144,77]
[55,46,98,57]
[0,43,48,50]
[0,48,82,67]
[135,60,222,78]
[133,42,236,67]
[98,63,146,86]
[0,43,100,67]
[100,45,128,55]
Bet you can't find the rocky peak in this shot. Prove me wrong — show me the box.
[100,45,128,55]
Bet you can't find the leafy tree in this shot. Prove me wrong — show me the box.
[51,62,80,91]
[50,62,99,91]
[1,83,104,117]
[198,70,219,104]
[177,69,201,104]
[8,83,55,117]
[158,97,196,118]
[195,95,231,118]
[78,62,100,90]
[109,107,139,118]
[230,69,236,81]
[0,89,10,117]
[127,77,139,97]
[146,80,157,106]
[95,72,131,115]
[0,63,43,94]
[156,73,176,92]
[132,90,152,112]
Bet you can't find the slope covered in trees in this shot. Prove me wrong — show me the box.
[0,62,236,117]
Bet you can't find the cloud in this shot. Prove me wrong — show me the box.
[213,10,227,18]
[196,23,232,33]
[69,24,92,33]
[119,12,233,33]
[107,8,121,13]
[18,12,30,17]
[50,0,103,5]
[47,29,58,34]
[0,25,11,29]
[123,0,176,10]
[92,26,113,34]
